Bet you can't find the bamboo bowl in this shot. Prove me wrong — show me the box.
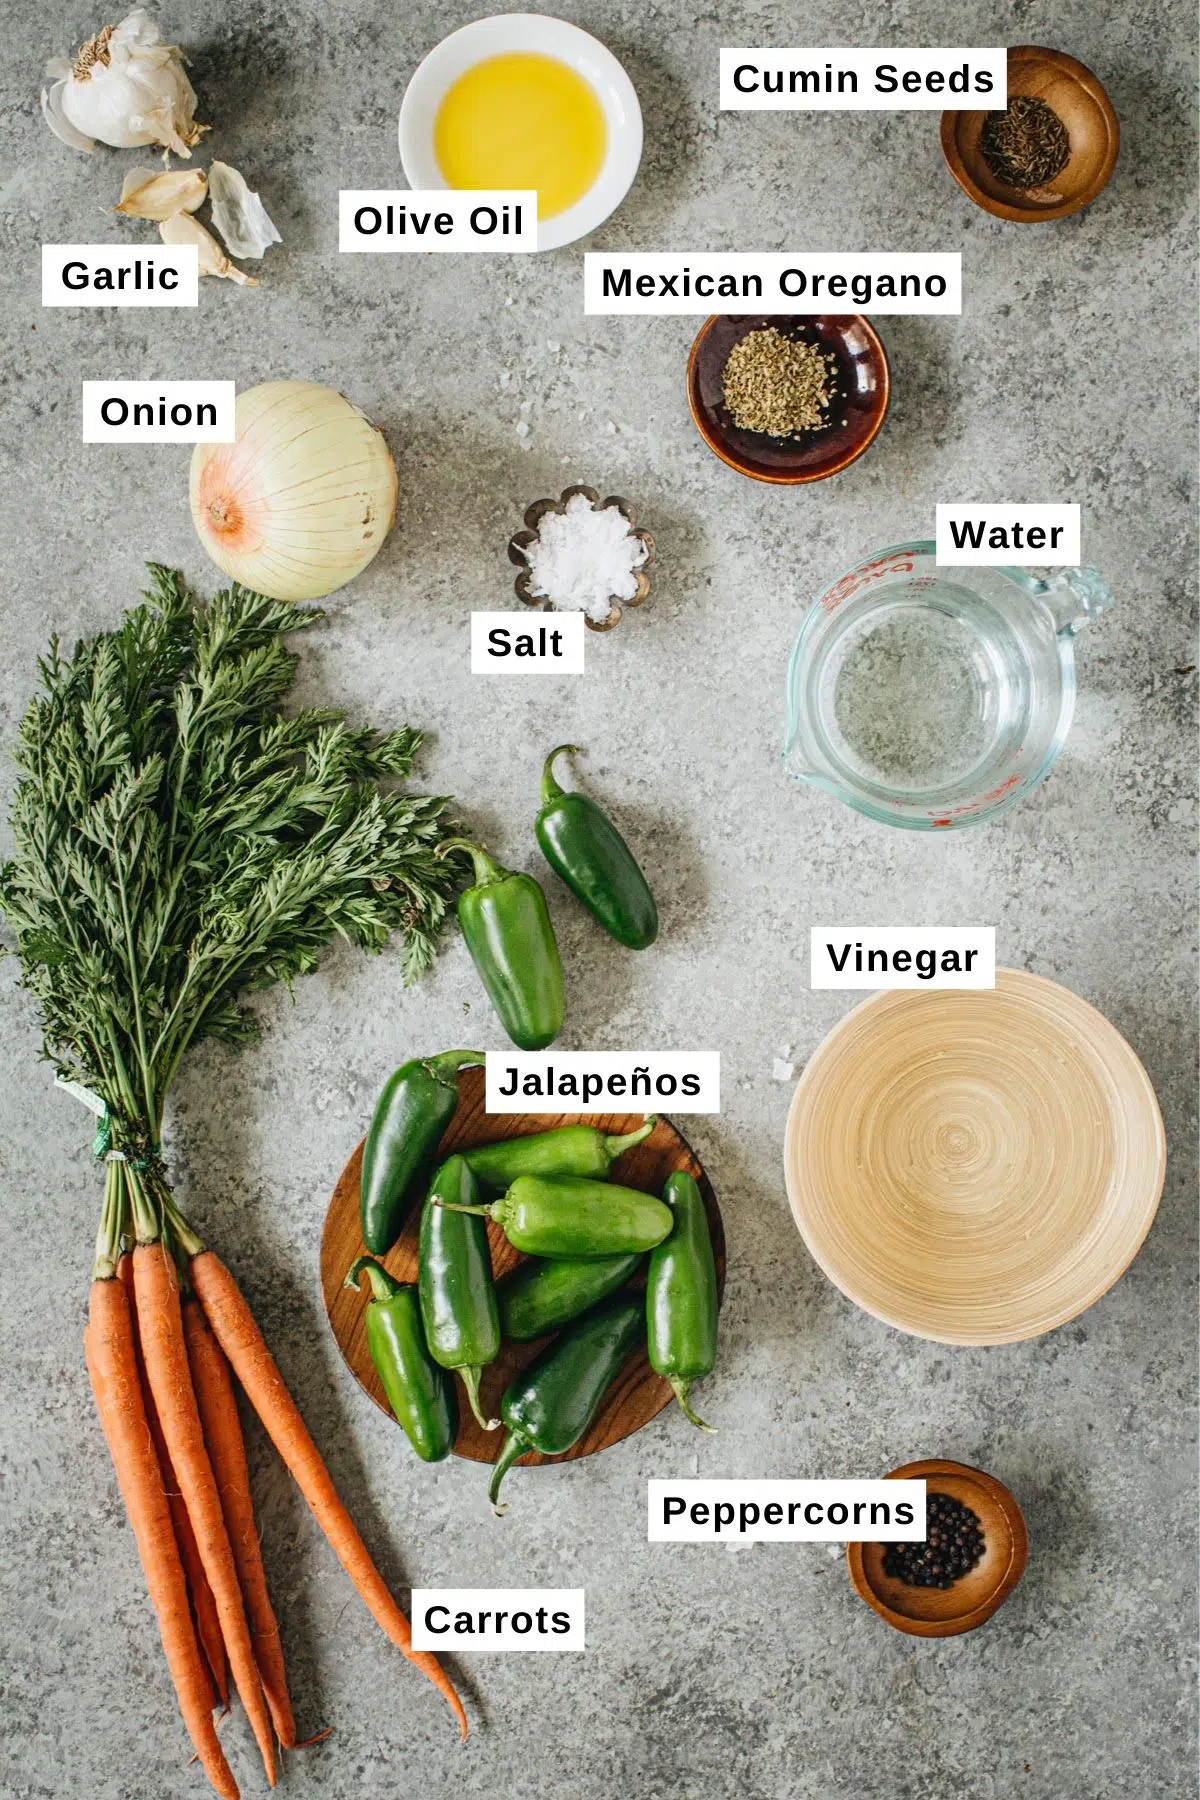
[848,1459,1029,1638]
[941,47,1119,222]
[784,970,1165,1344]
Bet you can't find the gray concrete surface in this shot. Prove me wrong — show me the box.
[1,2,1196,1796]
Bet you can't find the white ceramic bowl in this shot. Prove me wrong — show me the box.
[398,13,643,252]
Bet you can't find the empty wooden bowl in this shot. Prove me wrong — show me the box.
[320,1064,724,1466]
[941,46,1119,222]
[784,970,1165,1344]
[686,314,889,484]
[848,1459,1029,1637]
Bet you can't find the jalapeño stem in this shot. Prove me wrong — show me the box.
[488,1430,529,1514]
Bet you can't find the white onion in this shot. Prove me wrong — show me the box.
[189,382,398,602]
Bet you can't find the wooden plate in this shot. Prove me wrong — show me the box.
[784,970,1165,1345]
[320,1066,725,1464]
[847,1459,1029,1638]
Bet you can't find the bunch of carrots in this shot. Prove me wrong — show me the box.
[88,1161,466,1797]
[0,573,475,1792]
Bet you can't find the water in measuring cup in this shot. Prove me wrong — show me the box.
[821,584,1021,793]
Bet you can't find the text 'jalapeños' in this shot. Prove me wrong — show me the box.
[485,1051,721,1113]
[497,1065,700,1098]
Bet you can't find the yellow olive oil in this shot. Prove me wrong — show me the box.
[434,52,607,221]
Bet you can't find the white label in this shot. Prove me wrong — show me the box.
[470,612,585,674]
[584,253,961,315]
[485,1051,720,1114]
[410,1589,584,1651]
[936,503,1082,566]
[649,1480,926,1542]
[82,381,235,444]
[720,48,1006,110]
[810,927,995,989]
[339,191,538,253]
[42,244,198,307]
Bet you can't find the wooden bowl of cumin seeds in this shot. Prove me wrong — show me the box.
[686,314,890,484]
[941,46,1119,223]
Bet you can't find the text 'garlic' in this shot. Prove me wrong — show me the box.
[41,10,207,157]
[208,162,282,261]
[113,165,206,220]
[160,213,257,286]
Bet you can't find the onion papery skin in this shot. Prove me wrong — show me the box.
[189,381,398,602]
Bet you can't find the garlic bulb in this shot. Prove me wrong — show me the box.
[41,10,206,157]
[190,382,398,602]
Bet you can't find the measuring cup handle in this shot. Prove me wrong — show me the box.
[1044,567,1114,635]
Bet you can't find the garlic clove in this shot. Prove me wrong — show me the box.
[113,165,207,219]
[41,78,96,151]
[160,213,258,286]
[208,162,282,260]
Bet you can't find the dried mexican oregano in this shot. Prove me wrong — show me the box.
[979,95,1070,189]
[721,327,838,438]
[882,1492,986,1589]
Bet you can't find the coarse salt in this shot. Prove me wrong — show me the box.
[524,493,647,623]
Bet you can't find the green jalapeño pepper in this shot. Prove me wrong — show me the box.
[419,1156,501,1430]
[438,839,564,1051]
[498,1251,644,1341]
[360,1049,483,1255]
[646,1171,719,1432]
[464,1117,656,1190]
[438,1174,672,1259]
[345,1256,457,1462]
[488,1294,645,1511]
[535,745,658,949]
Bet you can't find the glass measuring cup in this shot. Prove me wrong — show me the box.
[782,541,1113,829]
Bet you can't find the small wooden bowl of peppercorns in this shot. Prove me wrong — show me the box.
[847,1458,1028,1638]
[941,46,1119,223]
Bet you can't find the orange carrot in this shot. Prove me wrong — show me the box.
[190,1249,468,1740]
[134,1243,278,1786]
[85,1276,239,1800]
[119,1255,229,1711]
[183,1295,296,1747]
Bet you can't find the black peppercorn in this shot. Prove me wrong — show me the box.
[882,1492,986,1588]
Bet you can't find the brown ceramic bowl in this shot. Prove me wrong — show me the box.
[847,1459,1029,1638]
[686,314,889,484]
[941,46,1119,222]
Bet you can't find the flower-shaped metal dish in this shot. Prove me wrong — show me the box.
[508,484,654,632]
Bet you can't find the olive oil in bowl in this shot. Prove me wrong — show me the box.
[433,51,607,221]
